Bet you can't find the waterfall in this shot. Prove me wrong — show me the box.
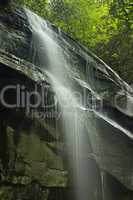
[25,7,133,200]
[25,8,92,200]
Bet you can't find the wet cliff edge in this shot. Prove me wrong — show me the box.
[0,4,133,200]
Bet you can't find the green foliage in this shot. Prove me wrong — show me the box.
[95,0,133,82]
[23,0,48,18]
[22,0,133,83]
[48,0,118,47]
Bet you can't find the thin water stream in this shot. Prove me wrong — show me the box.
[25,8,133,200]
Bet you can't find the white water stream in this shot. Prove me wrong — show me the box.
[25,8,133,200]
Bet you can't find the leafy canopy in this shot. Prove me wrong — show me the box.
[21,0,133,82]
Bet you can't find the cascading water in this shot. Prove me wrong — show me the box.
[25,7,133,200]
[26,9,91,200]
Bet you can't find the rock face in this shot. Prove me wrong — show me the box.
[0,0,10,6]
[0,6,68,200]
[0,4,133,200]
[0,63,68,199]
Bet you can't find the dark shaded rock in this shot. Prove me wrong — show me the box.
[0,63,67,199]
[0,4,133,200]
[0,7,31,61]
[0,0,10,6]
[0,183,49,200]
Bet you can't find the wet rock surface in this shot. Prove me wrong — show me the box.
[0,63,68,199]
[0,7,31,61]
[0,5,133,200]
